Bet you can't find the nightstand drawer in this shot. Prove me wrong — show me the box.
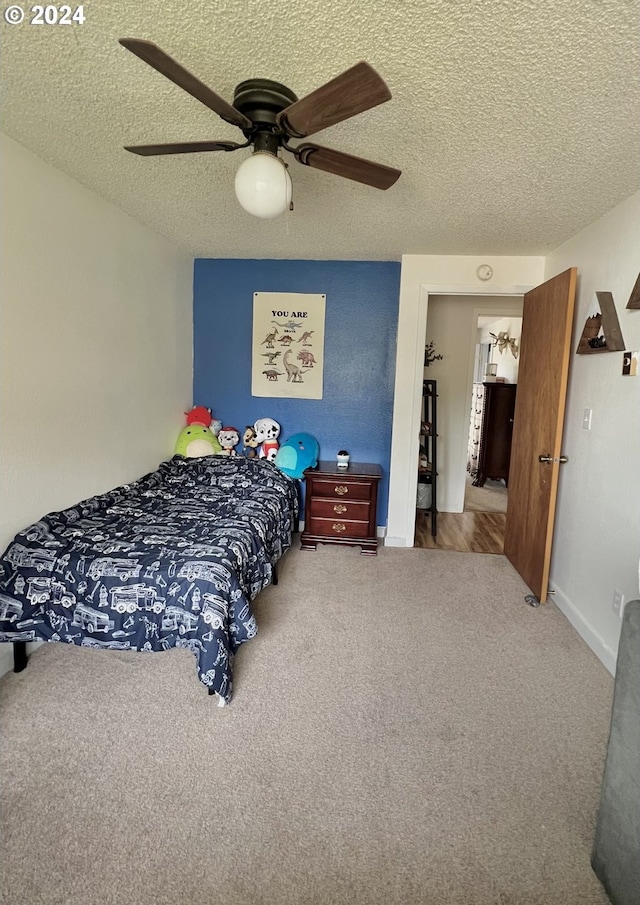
[307,517,370,539]
[309,477,372,501]
[310,499,370,520]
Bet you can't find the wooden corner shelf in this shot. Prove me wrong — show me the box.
[576,291,625,354]
[626,272,640,310]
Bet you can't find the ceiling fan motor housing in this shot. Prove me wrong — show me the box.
[233,79,298,132]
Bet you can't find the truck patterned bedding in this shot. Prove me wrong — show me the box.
[0,455,299,704]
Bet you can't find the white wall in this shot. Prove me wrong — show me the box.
[0,135,193,676]
[544,191,640,673]
[386,255,545,545]
[423,297,523,512]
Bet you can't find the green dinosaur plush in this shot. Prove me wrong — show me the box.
[175,424,222,458]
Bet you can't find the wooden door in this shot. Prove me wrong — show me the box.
[504,268,577,603]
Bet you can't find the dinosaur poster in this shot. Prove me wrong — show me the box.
[252,292,326,399]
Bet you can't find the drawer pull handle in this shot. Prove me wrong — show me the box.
[332,522,347,533]
[335,485,348,495]
[333,504,347,514]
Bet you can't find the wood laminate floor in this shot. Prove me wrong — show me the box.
[414,509,506,553]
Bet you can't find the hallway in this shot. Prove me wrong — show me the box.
[414,476,507,553]
[414,509,506,553]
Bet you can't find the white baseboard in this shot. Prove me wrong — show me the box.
[550,583,617,676]
[384,535,409,547]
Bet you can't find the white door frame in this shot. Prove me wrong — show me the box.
[385,277,538,547]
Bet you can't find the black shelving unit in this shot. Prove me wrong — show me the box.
[417,379,438,536]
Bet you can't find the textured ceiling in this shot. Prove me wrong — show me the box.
[1,0,638,260]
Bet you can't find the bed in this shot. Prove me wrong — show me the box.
[0,454,298,705]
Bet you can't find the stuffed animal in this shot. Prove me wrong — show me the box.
[185,405,223,439]
[218,426,240,455]
[185,405,213,428]
[274,433,320,479]
[254,417,281,462]
[175,424,222,458]
[242,425,260,457]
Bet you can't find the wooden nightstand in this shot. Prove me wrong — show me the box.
[300,461,382,555]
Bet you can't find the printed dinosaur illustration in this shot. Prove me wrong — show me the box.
[261,351,282,366]
[297,350,317,367]
[261,327,278,348]
[262,369,284,381]
[277,335,294,346]
[283,350,305,383]
[297,330,314,346]
[272,320,303,330]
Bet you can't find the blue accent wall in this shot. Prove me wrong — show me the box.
[193,259,400,525]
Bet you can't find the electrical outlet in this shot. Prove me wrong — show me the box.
[613,589,625,618]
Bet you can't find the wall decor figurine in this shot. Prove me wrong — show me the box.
[490,331,519,358]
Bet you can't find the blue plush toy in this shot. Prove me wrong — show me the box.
[274,433,320,479]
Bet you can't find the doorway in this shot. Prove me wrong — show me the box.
[463,313,522,519]
[413,305,522,553]
[386,266,544,549]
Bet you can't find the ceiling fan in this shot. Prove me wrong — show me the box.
[119,38,401,218]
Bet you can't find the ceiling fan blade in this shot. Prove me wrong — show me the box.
[119,38,253,131]
[124,140,246,156]
[294,143,401,190]
[277,61,392,138]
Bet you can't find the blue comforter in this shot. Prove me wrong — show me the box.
[0,455,298,703]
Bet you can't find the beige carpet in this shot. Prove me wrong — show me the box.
[0,541,613,905]
[464,475,508,513]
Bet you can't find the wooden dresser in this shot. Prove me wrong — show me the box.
[300,461,382,555]
[468,382,517,488]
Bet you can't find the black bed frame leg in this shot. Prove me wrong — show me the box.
[14,641,28,673]
[272,563,278,586]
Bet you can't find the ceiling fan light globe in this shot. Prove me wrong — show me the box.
[234,152,292,218]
